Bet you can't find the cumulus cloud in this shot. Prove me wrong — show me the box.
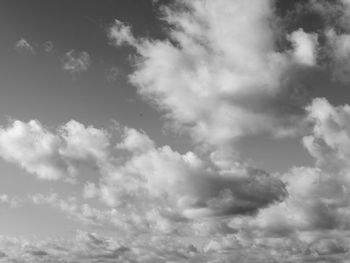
[4,107,350,259]
[105,3,350,255]
[62,50,91,74]
[0,120,110,181]
[0,118,285,223]
[92,127,287,221]
[0,120,71,180]
[59,120,110,162]
[109,0,315,154]
[116,127,155,153]
[108,19,137,47]
[10,1,350,262]
[0,120,286,253]
[288,28,318,66]
[303,98,350,169]
[14,38,35,54]
[226,98,350,258]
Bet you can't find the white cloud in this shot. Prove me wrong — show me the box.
[14,38,35,54]
[116,127,154,154]
[0,120,110,181]
[0,120,70,180]
[109,0,312,154]
[59,120,110,162]
[303,97,350,167]
[10,1,350,261]
[229,98,350,253]
[62,50,91,74]
[106,3,350,251]
[94,130,286,220]
[288,28,318,66]
[108,19,137,47]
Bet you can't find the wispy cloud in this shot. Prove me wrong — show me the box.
[106,66,120,82]
[14,38,35,54]
[62,50,91,74]
[108,19,137,47]
[0,194,21,208]
[42,41,54,53]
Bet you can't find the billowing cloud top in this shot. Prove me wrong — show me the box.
[109,0,312,150]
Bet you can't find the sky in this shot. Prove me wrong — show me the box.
[3,0,350,262]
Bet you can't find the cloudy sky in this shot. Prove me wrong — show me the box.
[3,0,350,262]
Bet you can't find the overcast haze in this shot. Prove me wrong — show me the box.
[2,0,350,262]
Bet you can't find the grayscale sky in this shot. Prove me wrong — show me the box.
[1,0,350,262]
